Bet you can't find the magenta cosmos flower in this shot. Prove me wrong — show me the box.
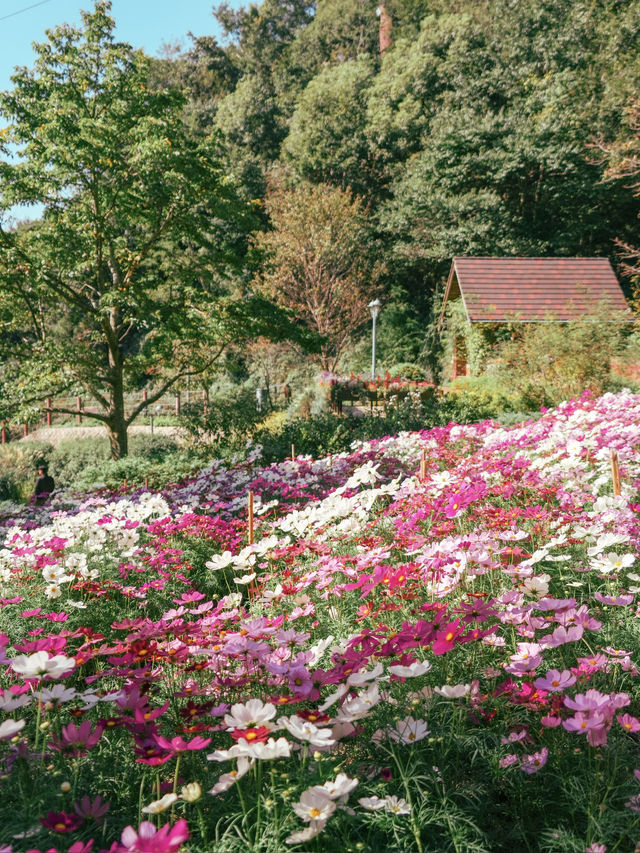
[152,734,211,754]
[51,720,104,756]
[39,810,84,833]
[115,819,189,853]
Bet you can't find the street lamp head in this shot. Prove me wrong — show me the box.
[368,298,381,320]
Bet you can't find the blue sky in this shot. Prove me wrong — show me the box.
[0,0,246,92]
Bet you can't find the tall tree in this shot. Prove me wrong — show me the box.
[253,182,379,372]
[0,1,301,458]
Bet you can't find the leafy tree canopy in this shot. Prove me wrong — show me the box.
[0,1,312,457]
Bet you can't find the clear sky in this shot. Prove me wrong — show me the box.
[0,0,246,92]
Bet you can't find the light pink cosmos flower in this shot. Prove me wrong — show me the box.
[533,669,576,692]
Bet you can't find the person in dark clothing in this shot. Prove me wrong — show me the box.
[33,464,55,506]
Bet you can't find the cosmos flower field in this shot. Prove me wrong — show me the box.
[2,391,640,853]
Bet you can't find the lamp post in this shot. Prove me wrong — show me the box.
[368,299,381,380]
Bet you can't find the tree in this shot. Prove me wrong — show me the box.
[0,2,304,458]
[283,58,377,195]
[600,98,640,297]
[253,182,379,372]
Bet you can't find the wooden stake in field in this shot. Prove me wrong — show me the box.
[610,449,622,497]
[419,449,427,481]
[291,444,295,461]
[248,490,254,545]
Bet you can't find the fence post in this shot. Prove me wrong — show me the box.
[77,396,82,425]
[46,398,52,427]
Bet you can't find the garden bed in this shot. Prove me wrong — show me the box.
[1,391,640,852]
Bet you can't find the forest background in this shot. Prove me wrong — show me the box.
[2,0,640,475]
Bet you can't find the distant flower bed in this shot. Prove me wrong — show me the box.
[1,391,640,851]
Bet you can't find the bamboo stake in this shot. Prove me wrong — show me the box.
[291,444,295,461]
[610,450,622,497]
[248,490,254,545]
[419,449,427,481]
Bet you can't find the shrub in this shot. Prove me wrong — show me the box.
[385,363,427,381]
[491,316,628,408]
[0,441,54,500]
[180,386,265,443]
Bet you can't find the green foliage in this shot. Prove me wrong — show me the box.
[0,1,303,460]
[0,441,54,501]
[180,385,264,443]
[283,57,376,193]
[0,434,196,498]
[244,385,514,464]
[253,181,379,371]
[491,316,630,408]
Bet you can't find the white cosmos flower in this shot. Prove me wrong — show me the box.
[318,773,359,799]
[359,795,386,811]
[10,651,75,680]
[44,583,62,599]
[285,819,327,845]
[347,663,384,686]
[435,684,471,699]
[384,795,412,815]
[180,782,202,802]
[205,551,234,571]
[142,793,178,814]
[279,716,336,748]
[0,718,25,740]
[589,553,635,573]
[588,532,631,554]
[334,684,381,723]
[209,756,253,795]
[292,788,336,822]
[207,736,291,762]
[522,574,551,598]
[224,699,277,731]
[233,572,256,585]
[388,660,432,678]
[388,716,430,745]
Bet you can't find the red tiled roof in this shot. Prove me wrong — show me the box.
[446,257,631,322]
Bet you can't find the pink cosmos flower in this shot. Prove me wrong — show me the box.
[51,720,104,756]
[520,747,548,774]
[534,669,576,692]
[617,713,640,733]
[73,794,111,822]
[152,734,211,754]
[115,818,189,853]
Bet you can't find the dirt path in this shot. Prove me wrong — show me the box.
[20,425,184,446]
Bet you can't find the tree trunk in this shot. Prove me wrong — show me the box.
[106,307,128,459]
[107,415,128,459]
